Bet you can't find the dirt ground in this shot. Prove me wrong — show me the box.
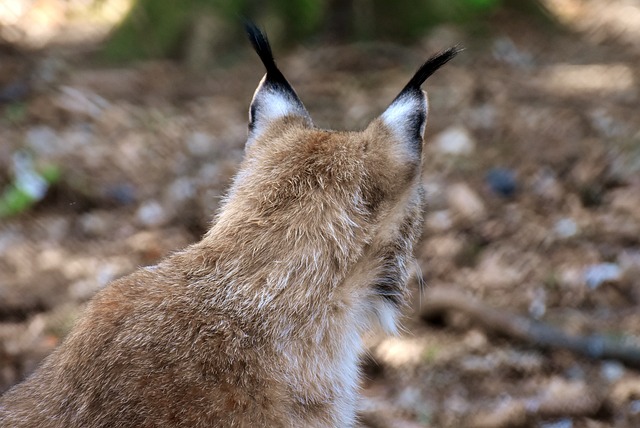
[1,2,640,427]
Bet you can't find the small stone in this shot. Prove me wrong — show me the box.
[486,168,517,198]
[12,152,48,200]
[425,210,453,232]
[460,355,496,374]
[584,263,622,289]
[79,211,112,237]
[558,266,583,289]
[54,86,109,119]
[446,183,487,222]
[531,168,564,202]
[554,218,579,239]
[136,200,169,227]
[503,350,544,373]
[187,131,214,156]
[564,365,585,381]
[69,279,100,301]
[540,418,573,428]
[165,177,196,205]
[444,393,469,415]
[96,264,120,288]
[395,387,422,412]
[528,287,547,319]
[463,329,488,350]
[104,184,137,206]
[25,125,60,156]
[589,108,627,138]
[198,163,221,183]
[601,360,625,382]
[433,126,475,156]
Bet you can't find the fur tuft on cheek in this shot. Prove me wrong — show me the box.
[371,300,400,335]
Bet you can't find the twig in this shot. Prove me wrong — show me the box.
[421,286,640,368]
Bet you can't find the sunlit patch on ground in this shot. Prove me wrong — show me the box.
[0,0,133,48]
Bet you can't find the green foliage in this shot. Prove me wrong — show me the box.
[467,0,501,8]
[3,102,28,125]
[272,0,325,42]
[422,345,440,364]
[0,186,36,218]
[102,0,545,62]
[103,0,248,62]
[370,0,502,40]
[103,0,188,62]
[0,158,60,218]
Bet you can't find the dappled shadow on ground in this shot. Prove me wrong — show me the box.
[1,2,640,426]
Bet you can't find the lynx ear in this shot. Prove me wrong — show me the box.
[381,47,461,153]
[245,22,312,146]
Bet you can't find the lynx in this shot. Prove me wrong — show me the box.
[0,23,458,428]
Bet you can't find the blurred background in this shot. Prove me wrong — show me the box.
[1,0,639,426]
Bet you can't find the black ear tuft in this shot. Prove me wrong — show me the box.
[401,45,463,96]
[244,21,311,145]
[244,21,274,69]
[244,21,289,90]
[380,46,461,152]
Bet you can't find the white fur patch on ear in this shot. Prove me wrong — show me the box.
[247,75,311,146]
[380,91,429,150]
[250,77,301,120]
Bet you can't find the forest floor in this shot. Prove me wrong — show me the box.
[1,3,640,427]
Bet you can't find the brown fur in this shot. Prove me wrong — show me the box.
[0,29,457,427]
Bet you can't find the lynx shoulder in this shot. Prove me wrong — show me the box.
[0,23,459,428]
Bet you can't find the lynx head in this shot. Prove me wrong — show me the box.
[214,23,459,335]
